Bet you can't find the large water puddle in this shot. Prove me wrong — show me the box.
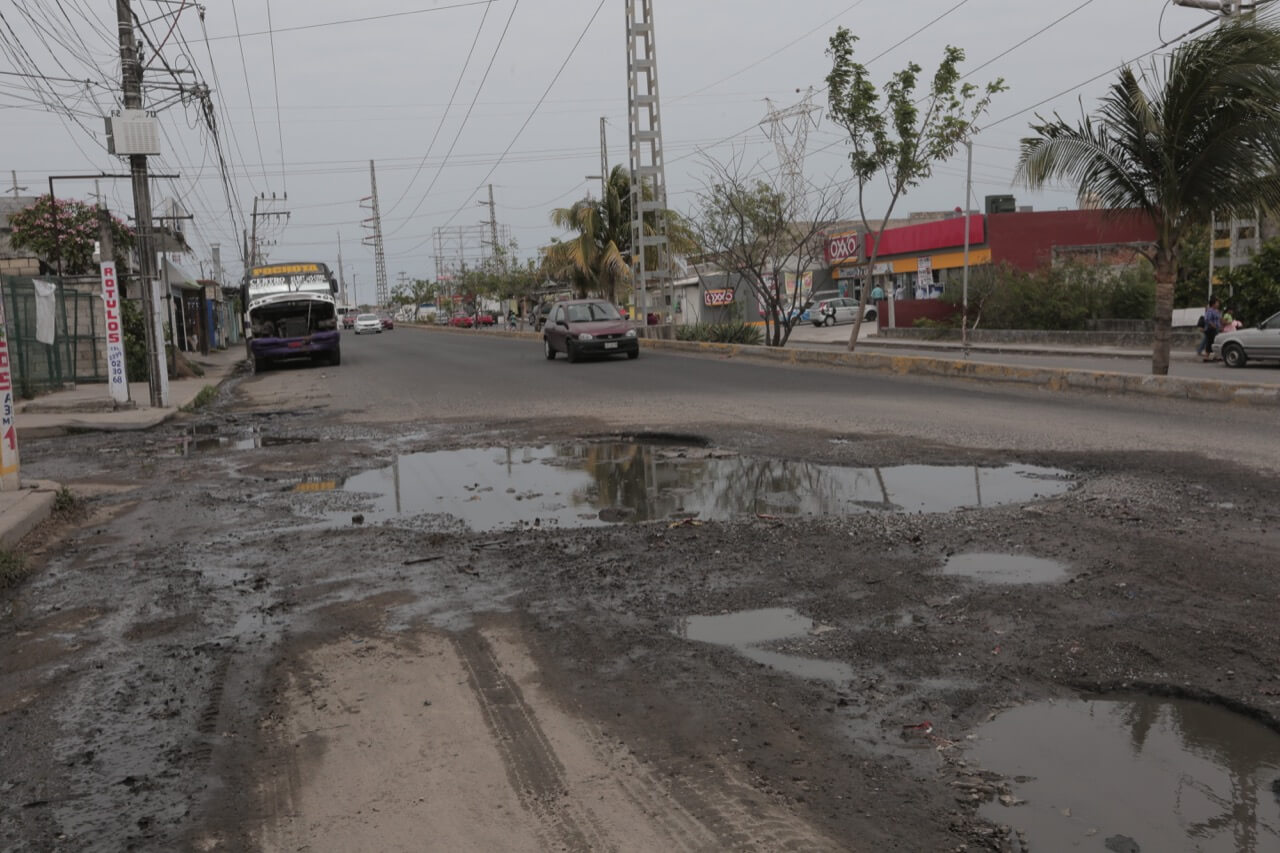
[972,696,1280,851]
[675,608,853,682]
[941,552,1069,584]
[329,443,1072,531]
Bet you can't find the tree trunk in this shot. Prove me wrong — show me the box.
[1151,252,1175,376]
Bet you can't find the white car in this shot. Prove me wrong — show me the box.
[353,313,383,334]
[1212,309,1280,367]
[811,297,877,326]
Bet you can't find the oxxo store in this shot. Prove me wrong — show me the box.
[826,215,988,305]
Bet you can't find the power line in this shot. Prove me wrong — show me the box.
[962,0,1100,80]
[383,0,494,220]
[229,0,269,186]
[383,0,523,237]
[394,0,610,258]
[264,0,287,195]
[201,1,493,41]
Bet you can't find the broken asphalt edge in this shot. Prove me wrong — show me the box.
[411,324,1280,407]
[0,479,59,550]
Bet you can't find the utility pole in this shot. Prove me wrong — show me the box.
[116,0,167,408]
[600,117,609,200]
[477,184,501,268]
[961,141,973,360]
[336,231,347,305]
[627,0,675,327]
[361,161,389,307]
[7,171,27,198]
[248,192,289,268]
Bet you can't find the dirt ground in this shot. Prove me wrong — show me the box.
[3,378,1280,851]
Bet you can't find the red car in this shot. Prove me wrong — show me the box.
[542,298,639,362]
[449,314,474,328]
[379,315,394,330]
[475,312,497,327]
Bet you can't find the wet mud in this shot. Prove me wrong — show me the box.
[3,408,1280,851]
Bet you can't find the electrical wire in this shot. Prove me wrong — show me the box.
[202,1,494,42]
[264,0,287,196]
[383,0,494,220]
[228,0,269,188]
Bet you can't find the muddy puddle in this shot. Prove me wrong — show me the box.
[675,608,853,682]
[941,552,1069,584]
[972,696,1280,851]
[323,442,1073,531]
[176,425,317,456]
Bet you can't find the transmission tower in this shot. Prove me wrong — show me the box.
[362,160,389,307]
[626,0,674,321]
[762,88,821,216]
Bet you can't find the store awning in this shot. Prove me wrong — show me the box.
[164,259,201,292]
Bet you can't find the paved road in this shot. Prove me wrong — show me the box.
[251,325,1280,469]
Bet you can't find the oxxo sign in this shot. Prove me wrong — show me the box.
[703,288,736,307]
[100,261,130,405]
[824,232,860,265]
[0,291,18,490]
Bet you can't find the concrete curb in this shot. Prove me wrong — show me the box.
[0,479,59,549]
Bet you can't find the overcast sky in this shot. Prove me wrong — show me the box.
[0,0,1229,300]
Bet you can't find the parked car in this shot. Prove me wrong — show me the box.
[1212,309,1280,367]
[434,311,450,325]
[449,314,474,328]
[475,312,497,327]
[543,299,639,363]
[354,313,383,334]
[811,297,877,326]
[379,314,395,330]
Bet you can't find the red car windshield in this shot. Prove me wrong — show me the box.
[566,302,621,323]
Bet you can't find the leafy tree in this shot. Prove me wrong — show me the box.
[1016,18,1280,374]
[692,151,844,347]
[7,195,133,275]
[1217,238,1280,326]
[826,27,1003,350]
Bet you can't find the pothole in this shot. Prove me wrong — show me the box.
[971,696,1280,851]
[175,428,319,456]
[674,608,853,683]
[940,552,1069,584]
[319,442,1073,531]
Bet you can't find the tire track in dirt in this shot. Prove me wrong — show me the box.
[453,629,611,851]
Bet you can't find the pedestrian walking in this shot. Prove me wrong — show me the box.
[1197,297,1222,361]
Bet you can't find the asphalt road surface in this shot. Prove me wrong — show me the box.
[302,325,1280,468]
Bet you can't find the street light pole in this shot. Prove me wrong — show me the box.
[961,141,973,359]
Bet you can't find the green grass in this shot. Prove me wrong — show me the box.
[53,486,77,514]
[181,385,218,412]
[0,548,27,590]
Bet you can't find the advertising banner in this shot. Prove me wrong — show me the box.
[703,288,736,307]
[0,288,18,489]
[100,261,130,405]
[824,231,860,265]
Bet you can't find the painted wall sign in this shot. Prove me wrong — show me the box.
[100,261,130,406]
[0,289,19,488]
[703,288,736,307]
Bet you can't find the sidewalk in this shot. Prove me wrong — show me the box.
[1,347,246,550]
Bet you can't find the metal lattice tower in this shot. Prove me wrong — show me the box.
[762,88,821,216]
[362,160,389,307]
[627,0,673,320]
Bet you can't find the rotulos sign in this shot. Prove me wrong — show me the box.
[100,260,129,405]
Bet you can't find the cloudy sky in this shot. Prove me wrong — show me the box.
[1,0,1229,300]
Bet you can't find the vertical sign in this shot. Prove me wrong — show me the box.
[916,256,933,294]
[0,285,19,490]
[100,261,130,405]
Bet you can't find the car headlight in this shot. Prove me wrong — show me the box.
[625,329,637,338]
[577,333,594,341]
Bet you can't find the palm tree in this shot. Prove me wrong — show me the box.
[548,164,698,304]
[548,165,632,302]
[1016,18,1280,375]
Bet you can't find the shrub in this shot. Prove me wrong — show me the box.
[0,548,27,590]
[676,322,762,345]
[949,261,1155,330]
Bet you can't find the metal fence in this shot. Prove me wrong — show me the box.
[0,274,106,393]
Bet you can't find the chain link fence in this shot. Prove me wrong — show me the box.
[0,275,106,395]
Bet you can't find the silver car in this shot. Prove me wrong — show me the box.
[811,297,877,327]
[353,313,383,335]
[1212,310,1280,367]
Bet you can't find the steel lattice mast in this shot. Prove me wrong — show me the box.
[362,160,389,307]
[626,0,673,322]
[762,88,821,217]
